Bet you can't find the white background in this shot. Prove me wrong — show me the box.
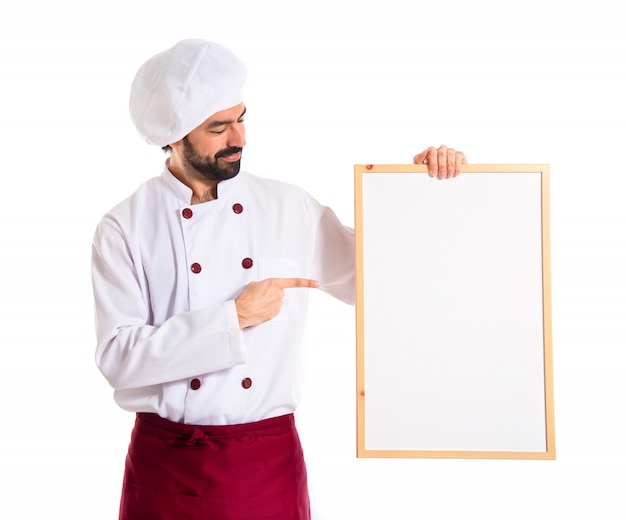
[1,0,624,518]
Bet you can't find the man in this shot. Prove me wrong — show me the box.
[92,39,466,519]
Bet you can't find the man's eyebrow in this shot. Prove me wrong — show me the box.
[206,107,247,129]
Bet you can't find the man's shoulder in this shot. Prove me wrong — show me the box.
[99,175,166,222]
[242,171,311,200]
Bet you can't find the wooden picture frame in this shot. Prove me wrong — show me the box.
[355,164,555,460]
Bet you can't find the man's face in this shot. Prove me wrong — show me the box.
[179,103,247,182]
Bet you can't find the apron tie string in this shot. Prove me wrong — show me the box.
[168,427,209,447]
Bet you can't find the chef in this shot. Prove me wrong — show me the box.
[91,39,465,520]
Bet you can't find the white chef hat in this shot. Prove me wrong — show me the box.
[129,39,247,147]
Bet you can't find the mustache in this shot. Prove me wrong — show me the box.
[215,147,243,159]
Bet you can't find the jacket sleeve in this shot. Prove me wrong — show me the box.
[91,218,247,391]
[311,205,356,306]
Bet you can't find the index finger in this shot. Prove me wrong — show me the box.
[274,278,320,289]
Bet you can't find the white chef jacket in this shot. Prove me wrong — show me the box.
[92,165,355,425]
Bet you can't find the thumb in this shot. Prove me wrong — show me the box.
[413,150,428,164]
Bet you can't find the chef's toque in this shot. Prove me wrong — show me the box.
[129,39,247,147]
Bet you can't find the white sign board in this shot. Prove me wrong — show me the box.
[355,164,555,459]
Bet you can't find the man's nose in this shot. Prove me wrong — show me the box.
[227,123,246,148]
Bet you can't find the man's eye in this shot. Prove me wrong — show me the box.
[210,128,226,134]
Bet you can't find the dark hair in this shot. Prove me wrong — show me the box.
[162,145,172,153]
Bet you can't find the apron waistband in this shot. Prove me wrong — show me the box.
[136,412,295,445]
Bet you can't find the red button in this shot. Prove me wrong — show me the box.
[241,377,252,389]
[182,208,193,219]
[232,203,243,214]
[190,378,201,390]
[241,258,253,269]
[191,263,202,273]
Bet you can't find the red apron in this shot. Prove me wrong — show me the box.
[119,413,310,520]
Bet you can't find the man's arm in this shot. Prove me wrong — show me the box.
[92,219,246,391]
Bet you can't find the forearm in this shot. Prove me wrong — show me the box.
[95,300,246,390]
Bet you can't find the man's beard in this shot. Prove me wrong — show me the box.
[182,137,242,181]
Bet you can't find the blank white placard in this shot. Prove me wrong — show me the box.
[355,164,554,459]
